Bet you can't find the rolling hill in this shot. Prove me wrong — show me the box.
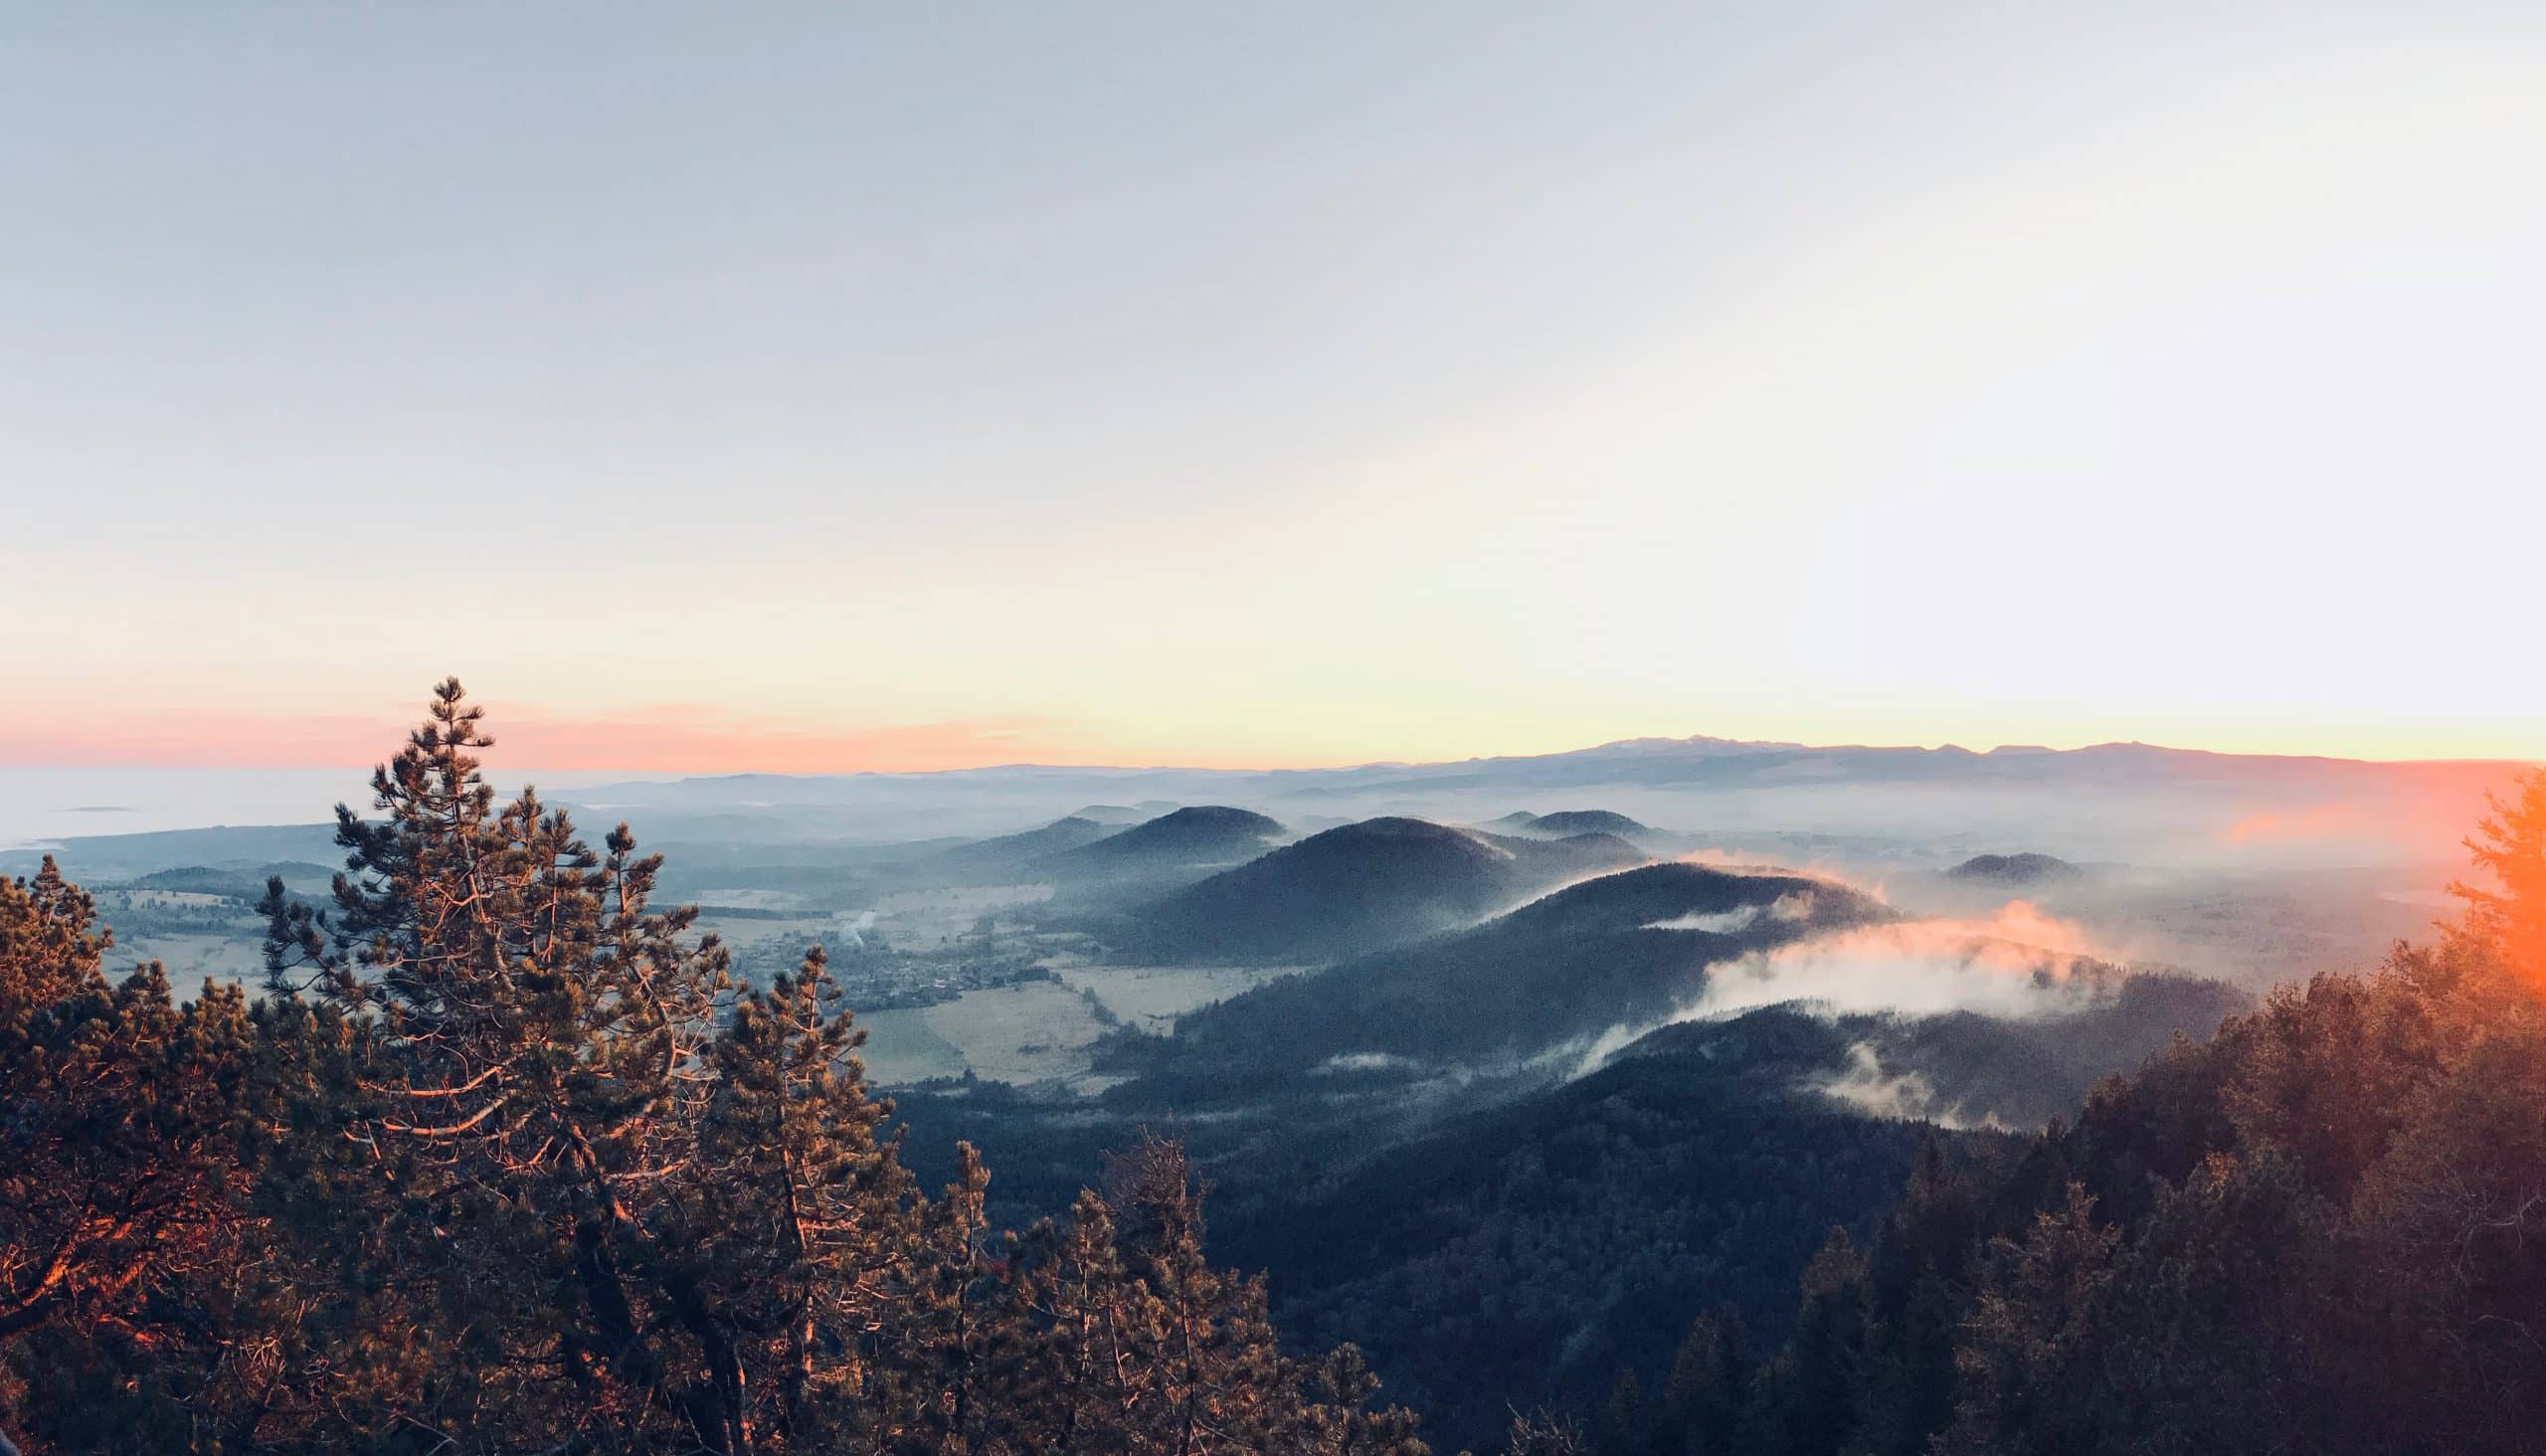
[933,815,1115,868]
[1125,862,1886,1085]
[1032,806,1288,897]
[127,860,338,897]
[1945,850,2082,884]
[1207,970,2243,1446]
[1119,817,1648,962]
[1513,809,1654,838]
[1070,804,1156,825]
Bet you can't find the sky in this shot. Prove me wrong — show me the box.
[6,2,2545,772]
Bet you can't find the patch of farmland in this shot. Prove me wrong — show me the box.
[120,931,271,1002]
[854,1006,971,1085]
[870,884,1052,943]
[1050,964,1309,1034]
[854,980,1115,1090]
[919,980,1110,1086]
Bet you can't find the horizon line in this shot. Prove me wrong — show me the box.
[5,732,2537,781]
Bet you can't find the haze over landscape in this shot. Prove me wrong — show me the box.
[8,6,2546,1456]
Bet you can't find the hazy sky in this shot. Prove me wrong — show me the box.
[7,3,2544,770]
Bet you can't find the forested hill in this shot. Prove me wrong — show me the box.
[1118,817,1648,962]
[1121,862,1883,1092]
[1568,774,2546,1456]
[1182,976,2243,1447]
[1510,809,1655,839]
[933,813,1115,866]
[1031,804,1289,898]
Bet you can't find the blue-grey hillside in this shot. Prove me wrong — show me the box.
[1118,817,1647,962]
[1945,850,2082,884]
[932,815,1115,868]
[1120,862,1879,1088]
[1505,808,1653,839]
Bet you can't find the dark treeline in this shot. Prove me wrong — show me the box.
[0,685,1424,1455]
[1569,775,2546,1456]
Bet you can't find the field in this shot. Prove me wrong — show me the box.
[120,931,270,1002]
[854,1007,971,1084]
[857,980,1114,1091]
[868,884,1052,943]
[1052,964,1307,1034]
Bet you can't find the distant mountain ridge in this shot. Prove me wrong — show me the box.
[539,737,2520,834]
[559,734,2523,804]
[11,735,2523,881]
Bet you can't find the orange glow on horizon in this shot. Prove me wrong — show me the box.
[5,701,2541,777]
[0,702,1344,775]
[0,705,1057,775]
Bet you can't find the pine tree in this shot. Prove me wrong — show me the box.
[1852,1140,1979,1456]
[260,680,916,1452]
[0,859,279,1450]
[1775,1229,1871,1456]
[679,947,920,1444]
[1939,1183,2117,1456]
[945,1131,1429,1455]
[2454,768,2546,986]
[1593,1369,1649,1456]
[1654,1308,1747,1456]
[868,1142,992,1452]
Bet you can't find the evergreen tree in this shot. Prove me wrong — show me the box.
[262,680,919,1451]
[0,859,278,1450]
[1592,1369,1649,1456]
[2454,768,2546,984]
[1851,1142,1978,1456]
[1654,1308,1746,1456]
[1772,1230,1870,1456]
[1939,1183,2117,1456]
[677,948,918,1444]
